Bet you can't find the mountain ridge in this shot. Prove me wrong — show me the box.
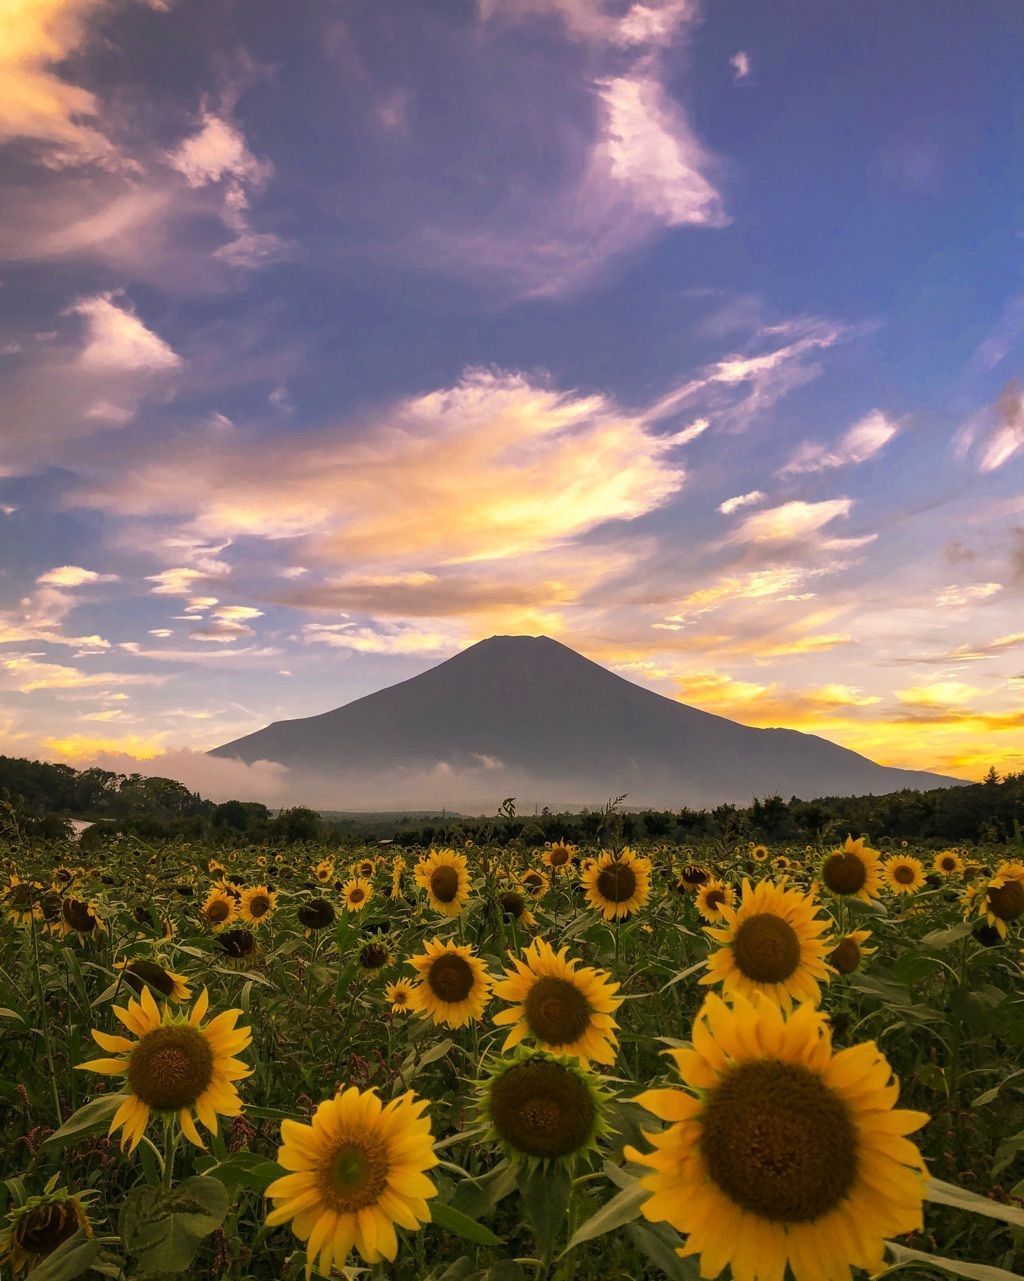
[210,634,965,807]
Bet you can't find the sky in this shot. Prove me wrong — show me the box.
[1,0,1023,801]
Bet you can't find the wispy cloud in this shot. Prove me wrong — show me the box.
[71,293,180,372]
[954,380,1024,473]
[729,51,751,82]
[718,490,764,515]
[780,410,899,475]
[36,565,118,587]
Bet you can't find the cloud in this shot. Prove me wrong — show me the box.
[954,380,1024,473]
[0,0,164,166]
[301,622,459,656]
[0,583,112,650]
[718,490,764,515]
[780,410,899,475]
[478,0,697,50]
[729,51,751,82]
[726,498,868,549]
[1,653,160,692]
[661,566,821,624]
[935,583,1002,607]
[597,73,727,229]
[168,112,271,189]
[70,293,181,372]
[36,565,117,587]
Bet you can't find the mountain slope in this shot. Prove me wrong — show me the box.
[210,635,964,807]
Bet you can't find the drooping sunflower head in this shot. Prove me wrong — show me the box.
[828,929,874,975]
[700,878,834,1009]
[498,890,536,927]
[76,986,252,1152]
[359,942,393,974]
[0,1182,94,1279]
[479,1048,608,1167]
[218,928,257,959]
[679,864,709,890]
[543,842,577,874]
[627,992,928,1281]
[59,898,104,939]
[200,888,236,931]
[386,979,414,1014]
[519,868,551,899]
[883,855,925,896]
[341,877,372,913]
[408,939,492,1028]
[581,848,652,921]
[239,885,277,926]
[493,937,622,1067]
[695,879,734,922]
[298,898,336,932]
[933,850,965,877]
[116,957,191,1003]
[413,849,470,916]
[4,876,44,927]
[821,836,882,902]
[264,1085,438,1275]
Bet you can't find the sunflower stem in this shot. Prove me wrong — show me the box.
[29,913,63,1126]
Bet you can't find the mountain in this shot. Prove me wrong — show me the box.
[210,635,964,808]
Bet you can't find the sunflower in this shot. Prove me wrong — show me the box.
[750,844,770,863]
[828,930,874,975]
[974,862,1024,938]
[479,1048,608,1167]
[116,957,191,1003]
[933,850,965,877]
[239,885,277,927]
[200,887,237,930]
[3,876,44,927]
[58,898,104,940]
[298,898,336,934]
[543,842,577,875]
[389,856,406,900]
[408,939,492,1028]
[340,877,372,913]
[76,987,251,1152]
[700,878,833,1009]
[208,858,225,877]
[386,979,414,1014]
[581,848,651,921]
[519,868,551,899]
[678,864,709,890]
[264,1086,437,1276]
[218,928,257,959]
[628,992,928,1281]
[498,889,536,928]
[695,879,734,922]
[353,857,376,879]
[413,850,470,916]
[313,859,334,885]
[0,1182,95,1279]
[493,938,622,1067]
[359,942,394,974]
[883,855,925,895]
[820,836,882,902]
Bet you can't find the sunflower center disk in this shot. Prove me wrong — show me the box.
[731,913,802,984]
[63,900,96,931]
[430,866,460,903]
[16,1202,81,1255]
[822,852,866,895]
[705,890,726,911]
[500,891,526,919]
[524,976,592,1046]
[427,953,475,1003]
[988,880,1024,920]
[550,849,569,867]
[127,1025,215,1111]
[490,1061,595,1159]
[249,896,270,916]
[126,959,175,996]
[323,1137,389,1212]
[596,863,637,903]
[207,901,230,923]
[893,865,915,885]
[829,938,861,974]
[700,1060,858,1223]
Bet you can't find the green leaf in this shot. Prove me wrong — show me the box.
[42,1093,125,1151]
[120,1175,230,1274]
[925,1177,1024,1228]
[484,1263,527,1281]
[19,1230,103,1281]
[438,1260,478,1281]
[561,1180,649,1253]
[430,1201,503,1247]
[883,1241,1024,1281]
[516,1163,570,1254]
[626,1222,701,1279]
[919,921,974,949]
[203,1150,285,1192]
[451,1161,517,1220]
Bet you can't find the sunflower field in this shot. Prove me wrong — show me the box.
[1,830,1023,1281]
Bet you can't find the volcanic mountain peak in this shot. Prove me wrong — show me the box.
[211,634,964,808]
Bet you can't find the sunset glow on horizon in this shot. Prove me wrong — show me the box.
[2,0,1023,793]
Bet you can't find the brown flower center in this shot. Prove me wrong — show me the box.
[987,879,1024,921]
[822,852,867,895]
[523,976,592,1047]
[247,894,271,917]
[829,938,861,975]
[430,866,460,903]
[427,953,475,1003]
[892,864,916,886]
[128,1025,214,1111]
[549,847,570,867]
[205,898,231,924]
[62,899,97,932]
[595,862,637,903]
[700,1060,858,1223]
[705,888,727,912]
[500,891,527,920]
[488,1059,596,1159]
[14,1201,81,1255]
[124,959,176,997]
[731,913,802,984]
